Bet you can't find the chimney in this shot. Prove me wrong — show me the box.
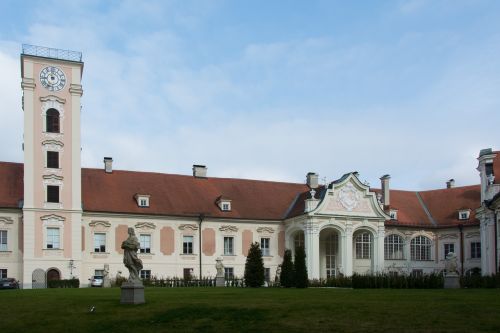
[446,179,455,189]
[193,164,207,178]
[103,157,113,173]
[306,172,319,189]
[380,174,390,206]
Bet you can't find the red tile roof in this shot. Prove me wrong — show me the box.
[0,162,482,227]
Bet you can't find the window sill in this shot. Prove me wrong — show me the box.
[384,258,406,261]
[222,254,236,257]
[91,252,109,255]
[44,202,62,209]
[181,253,197,256]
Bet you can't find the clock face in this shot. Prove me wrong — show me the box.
[40,66,66,92]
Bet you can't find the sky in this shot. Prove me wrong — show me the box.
[0,0,499,190]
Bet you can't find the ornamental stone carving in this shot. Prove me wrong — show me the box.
[466,232,480,238]
[219,225,238,232]
[89,220,111,228]
[439,233,458,240]
[338,183,361,211]
[135,222,156,230]
[0,217,14,225]
[256,227,275,234]
[178,224,198,231]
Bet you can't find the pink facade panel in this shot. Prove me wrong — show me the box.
[202,228,215,256]
[63,219,71,258]
[18,217,23,252]
[278,230,285,257]
[160,226,175,256]
[115,224,128,254]
[81,226,85,251]
[242,229,253,256]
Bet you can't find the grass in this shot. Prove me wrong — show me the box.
[1,287,500,332]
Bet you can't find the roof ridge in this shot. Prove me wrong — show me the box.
[415,191,437,226]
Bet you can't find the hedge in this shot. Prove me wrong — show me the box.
[47,278,80,288]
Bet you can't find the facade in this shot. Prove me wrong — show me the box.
[0,45,499,288]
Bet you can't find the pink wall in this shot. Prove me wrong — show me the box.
[81,226,85,251]
[278,230,285,257]
[18,217,23,252]
[202,228,215,256]
[115,225,128,254]
[242,230,253,256]
[160,226,175,255]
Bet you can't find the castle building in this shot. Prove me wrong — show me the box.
[0,45,499,288]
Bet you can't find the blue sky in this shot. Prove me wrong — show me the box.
[0,0,499,190]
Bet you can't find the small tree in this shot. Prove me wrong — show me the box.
[280,249,295,288]
[294,246,308,288]
[244,242,265,287]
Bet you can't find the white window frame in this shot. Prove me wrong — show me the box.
[389,210,398,220]
[183,235,194,254]
[93,232,106,253]
[355,232,371,259]
[223,236,234,255]
[139,234,151,253]
[384,234,404,260]
[135,194,150,208]
[0,230,7,251]
[410,236,432,261]
[140,269,151,279]
[471,242,481,259]
[46,227,60,249]
[261,237,270,256]
[458,210,470,220]
[224,267,234,280]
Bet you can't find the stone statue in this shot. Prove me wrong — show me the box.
[445,252,458,275]
[121,228,143,283]
[103,264,111,288]
[275,265,281,282]
[215,257,224,278]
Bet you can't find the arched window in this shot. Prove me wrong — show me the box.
[385,234,404,260]
[410,236,431,261]
[46,109,60,133]
[294,232,304,251]
[355,232,371,259]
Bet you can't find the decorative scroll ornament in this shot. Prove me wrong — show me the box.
[135,222,156,230]
[89,220,111,228]
[466,232,480,238]
[338,182,360,211]
[179,224,198,231]
[256,227,275,234]
[219,225,238,232]
[438,233,458,240]
[41,214,65,222]
[0,217,14,225]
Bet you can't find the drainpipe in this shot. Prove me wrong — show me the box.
[459,224,464,276]
[495,211,498,274]
[198,214,205,279]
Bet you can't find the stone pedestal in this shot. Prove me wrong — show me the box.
[444,274,460,289]
[216,276,225,287]
[121,282,145,304]
[103,277,111,288]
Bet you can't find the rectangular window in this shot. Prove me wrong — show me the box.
[140,270,151,279]
[261,238,270,256]
[93,233,106,253]
[47,185,59,203]
[94,269,104,276]
[355,233,371,259]
[183,268,193,280]
[183,236,193,254]
[0,230,7,251]
[224,267,234,280]
[223,236,234,255]
[444,243,455,257]
[471,242,481,259]
[412,269,423,278]
[139,234,151,253]
[0,269,6,279]
[46,228,60,249]
[264,267,271,282]
[46,151,59,169]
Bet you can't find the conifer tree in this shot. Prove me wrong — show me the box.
[294,245,308,288]
[280,249,295,288]
[244,242,265,287]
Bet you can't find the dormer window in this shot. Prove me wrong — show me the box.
[389,210,398,220]
[458,209,470,220]
[134,194,150,208]
[216,196,232,212]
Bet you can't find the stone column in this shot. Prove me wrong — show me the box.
[375,224,385,273]
[344,223,353,276]
[305,219,320,279]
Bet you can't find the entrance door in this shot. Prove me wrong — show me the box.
[47,269,60,283]
[32,269,46,289]
[325,233,338,278]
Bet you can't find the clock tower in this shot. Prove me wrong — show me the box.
[20,45,83,288]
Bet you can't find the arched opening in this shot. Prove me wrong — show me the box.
[46,108,60,133]
[293,230,305,252]
[319,228,340,278]
[410,235,432,261]
[47,268,61,283]
[353,229,374,274]
[32,268,46,289]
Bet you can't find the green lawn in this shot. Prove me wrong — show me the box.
[1,287,499,332]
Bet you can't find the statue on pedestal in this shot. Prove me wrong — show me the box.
[215,257,225,287]
[103,264,111,288]
[121,228,143,283]
[445,252,458,276]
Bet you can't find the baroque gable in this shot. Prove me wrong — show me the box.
[313,173,388,220]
